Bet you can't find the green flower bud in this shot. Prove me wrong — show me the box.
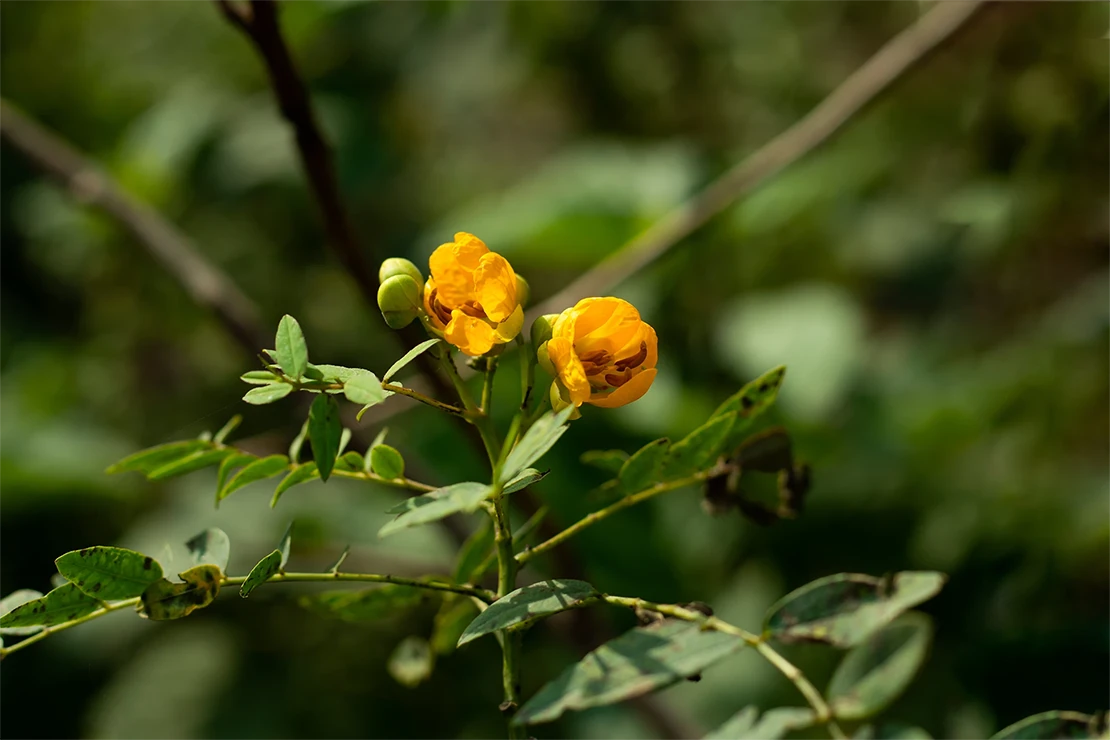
[536,341,555,376]
[515,273,530,308]
[378,257,423,286]
[377,274,422,329]
[530,313,558,349]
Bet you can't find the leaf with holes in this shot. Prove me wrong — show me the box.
[185,528,231,571]
[220,454,290,501]
[0,584,100,629]
[139,565,222,621]
[380,482,491,538]
[619,438,669,493]
[55,546,164,600]
[763,571,945,648]
[275,314,309,380]
[661,413,734,479]
[514,620,747,726]
[309,394,342,482]
[458,580,597,647]
[712,365,786,449]
[828,612,933,719]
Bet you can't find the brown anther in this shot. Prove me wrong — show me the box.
[429,288,452,324]
[578,348,611,365]
[459,301,486,318]
[605,372,631,387]
[614,341,648,371]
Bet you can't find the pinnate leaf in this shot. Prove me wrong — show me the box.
[383,339,440,383]
[0,584,100,628]
[275,314,309,380]
[271,463,318,508]
[243,383,292,405]
[619,438,669,493]
[106,440,208,475]
[220,454,290,501]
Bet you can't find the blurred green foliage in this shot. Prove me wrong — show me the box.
[1,2,1106,738]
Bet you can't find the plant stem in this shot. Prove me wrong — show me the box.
[294,377,467,417]
[517,471,712,565]
[0,570,495,660]
[601,595,847,739]
[327,468,436,493]
[438,351,503,462]
[480,356,497,415]
[491,493,524,737]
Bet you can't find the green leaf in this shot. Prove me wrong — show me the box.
[705,706,816,739]
[303,363,324,381]
[504,467,547,494]
[0,590,46,635]
[338,427,352,456]
[458,579,597,647]
[379,482,491,538]
[139,565,222,621]
[271,463,319,508]
[277,522,294,568]
[388,636,434,688]
[105,440,208,475]
[216,452,256,501]
[334,450,364,472]
[288,419,309,463]
[383,338,441,383]
[239,550,282,598]
[220,454,290,501]
[309,394,342,482]
[299,585,424,622]
[501,406,574,483]
[0,583,100,629]
[619,438,670,493]
[662,413,735,479]
[763,571,946,648]
[240,370,281,385]
[453,519,494,584]
[212,415,242,444]
[185,528,231,571]
[580,450,629,474]
[432,596,480,655]
[828,612,933,719]
[991,712,1108,739]
[514,620,747,726]
[55,546,164,600]
[343,370,386,407]
[275,314,309,380]
[148,447,231,480]
[713,365,787,449]
[370,444,405,480]
[243,383,293,405]
[312,364,357,383]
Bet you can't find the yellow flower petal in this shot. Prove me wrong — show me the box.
[588,368,657,408]
[428,235,489,308]
[474,253,518,323]
[494,304,524,343]
[547,336,591,405]
[444,310,499,357]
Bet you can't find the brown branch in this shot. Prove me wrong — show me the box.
[527,0,987,322]
[0,99,268,353]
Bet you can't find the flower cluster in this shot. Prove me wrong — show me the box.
[377,232,657,410]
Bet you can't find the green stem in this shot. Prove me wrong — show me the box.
[517,471,712,565]
[491,493,523,737]
[480,356,497,415]
[328,468,436,493]
[438,350,502,462]
[294,377,467,417]
[601,595,846,739]
[0,571,496,660]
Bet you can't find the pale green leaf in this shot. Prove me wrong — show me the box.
[185,528,231,571]
[243,383,292,405]
[220,454,290,501]
[501,406,574,483]
[105,441,208,475]
[0,584,100,628]
[828,613,933,720]
[383,339,441,383]
[370,444,405,480]
[379,482,490,538]
[275,314,309,380]
[458,579,597,647]
[55,546,164,600]
[239,550,281,598]
[271,463,318,508]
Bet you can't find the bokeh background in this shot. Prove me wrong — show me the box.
[2,2,1107,738]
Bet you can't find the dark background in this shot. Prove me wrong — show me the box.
[1,2,1107,738]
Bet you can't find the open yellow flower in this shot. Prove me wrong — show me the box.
[546,297,658,409]
[423,233,524,356]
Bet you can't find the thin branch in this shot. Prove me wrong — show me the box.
[517,471,713,565]
[0,570,495,660]
[0,100,269,354]
[602,595,847,739]
[527,0,986,322]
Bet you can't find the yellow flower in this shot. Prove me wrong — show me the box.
[545,297,658,408]
[423,233,525,356]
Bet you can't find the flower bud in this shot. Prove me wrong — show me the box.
[536,341,555,376]
[515,273,530,308]
[377,274,422,329]
[549,381,581,420]
[378,257,423,286]
[530,313,558,349]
